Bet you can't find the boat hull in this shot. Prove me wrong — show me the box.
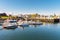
[3,25,17,29]
[29,22,43,25]
[18,24,29,27]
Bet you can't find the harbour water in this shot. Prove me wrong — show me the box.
[0,23,60,40]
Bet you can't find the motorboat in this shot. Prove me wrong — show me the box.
[2,20,17,29]
[28,21,43,25]
[20,23,29,27]
[17,20,29,27]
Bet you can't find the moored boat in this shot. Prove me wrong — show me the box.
[17,20,29,27]
[28,21,43,25]
[2,19,17,29]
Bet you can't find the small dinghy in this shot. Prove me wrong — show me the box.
[2,20,17,29]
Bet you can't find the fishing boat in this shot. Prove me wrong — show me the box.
[2,20,17,29]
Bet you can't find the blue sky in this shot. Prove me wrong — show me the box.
[0,0,60,15]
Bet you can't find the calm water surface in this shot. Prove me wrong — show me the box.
[0,23,60,40]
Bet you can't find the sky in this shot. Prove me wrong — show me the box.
[0,0,60,15]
